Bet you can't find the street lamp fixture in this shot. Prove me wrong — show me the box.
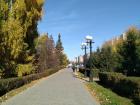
[81,42,88,77]
[81,42,87,50]
[85,35,94,82]
[86,35,93,41]
[86,35,94,55]
[81,43,88,65]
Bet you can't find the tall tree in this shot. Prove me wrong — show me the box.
[24,0,44,50]
[47,35,58,68]
[56,33,64,51]
[37,34,60,72]
[86,46,117,72]
[55,33,68,67]
[0,0,26,77]
[0,0,44,77]
[37,35,48,72]
[118,27,139,75]
[56,33,64,66]
[135,30,140,75]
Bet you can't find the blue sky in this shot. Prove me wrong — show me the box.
[38,0,140,60]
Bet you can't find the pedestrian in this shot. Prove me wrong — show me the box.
[72,64,76,72]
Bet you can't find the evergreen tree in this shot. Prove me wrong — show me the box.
[86,46,116,72]
[56,33,63,66]
[85,27,140,76]
[56,33,64,51]
[118,27,139,75]
[56,33,68,67]
[47,35,58,68]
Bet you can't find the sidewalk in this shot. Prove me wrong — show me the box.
[2,68,99,105]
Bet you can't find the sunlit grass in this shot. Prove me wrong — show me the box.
[87,82,134,105]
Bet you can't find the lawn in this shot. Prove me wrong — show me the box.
[87,82,134,105]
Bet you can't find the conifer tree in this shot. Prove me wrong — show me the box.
[47,35,58,68]
[56,33,68,67]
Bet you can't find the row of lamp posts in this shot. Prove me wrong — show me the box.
[81,35,94,82]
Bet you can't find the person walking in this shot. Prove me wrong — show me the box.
[72,64,76,72]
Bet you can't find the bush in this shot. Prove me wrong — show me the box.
[79,67,85,74]
[0,69,59,96]
[99,72,140,104]
[16,64,35,77]
[92,69,99,78]
[119,77,140,104]
[79,68,99,78]
[99,72,125,87]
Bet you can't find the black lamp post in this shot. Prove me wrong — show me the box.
[75,57,78,65]
[81,43,88,77]
[85,35,94,82]
[81,43,88,66]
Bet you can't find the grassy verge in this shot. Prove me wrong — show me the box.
[77,71,134,105]
[77,71,85,78]
[87,82,134,105]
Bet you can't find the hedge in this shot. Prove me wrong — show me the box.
[79,67,99,77]
[99,72,140,104]
[87,82,134,105]
[79,67,85,74]
[0,69,59,96]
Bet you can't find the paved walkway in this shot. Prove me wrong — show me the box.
[1,68,99,105]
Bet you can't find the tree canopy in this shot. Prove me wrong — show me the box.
[0,0,44,78]
[87,27,140,76]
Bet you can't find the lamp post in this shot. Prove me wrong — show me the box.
[75,57,78,65]
[81,42,88,77]
[85,35,94,82]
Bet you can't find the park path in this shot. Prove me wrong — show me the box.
[1,68,99,105]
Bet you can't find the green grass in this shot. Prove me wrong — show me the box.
[87,82,134,105]
[77,71,85,78]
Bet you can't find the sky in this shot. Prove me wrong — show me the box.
[38,0,140,61]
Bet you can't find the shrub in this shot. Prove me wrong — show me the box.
[99,72,140,104]
[92,69,99,78]
[79,68,99,78]
[0,69,59,96]
[118,77,140,104]
[16,64,35,77]
[79,67,85,74]
[99,72,125,87]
